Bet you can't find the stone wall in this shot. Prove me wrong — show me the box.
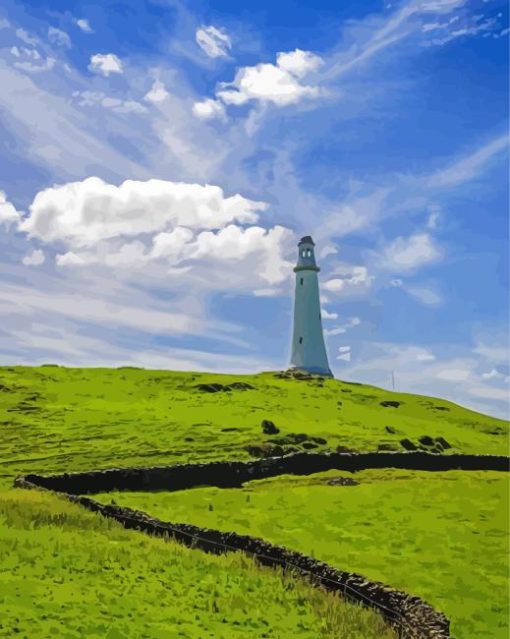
[16,451,509,495]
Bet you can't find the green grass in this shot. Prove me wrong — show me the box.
[0,489,395,639]
[95,469,510,639]
[0,365,508,638]
[0,365,507,489]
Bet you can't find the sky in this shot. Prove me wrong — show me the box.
[0,0,508,418]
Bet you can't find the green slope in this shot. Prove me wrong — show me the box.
[97,469,509,639]
[0,365,507,487]
[0,489,394,639]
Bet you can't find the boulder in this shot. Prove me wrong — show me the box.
[418,435,435,447]
[400,438,417,451]
[380,400,401,408]
[435,436,451,449]
[261,419,279,435]
[385,425,396,434]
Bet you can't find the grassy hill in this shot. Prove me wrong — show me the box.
[0,365,507,487]
[0,365,508,639]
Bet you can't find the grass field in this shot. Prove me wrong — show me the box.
[95,469,510,639]
[0,365,507,489]
[0,365,508,638]
[0,489,395,639]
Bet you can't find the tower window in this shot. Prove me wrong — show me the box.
[300,277,304,285]
[307,249,312,257]
[301,249,306,257]
[299,337,303,344]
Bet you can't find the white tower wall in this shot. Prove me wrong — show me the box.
[289,236,332,377]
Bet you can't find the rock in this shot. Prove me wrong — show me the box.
[432,406,450,411]
[385,425,396,434]
[302,441,318,450]
[261,419,279,435]
[310,436,327,445]
[337,401,343,406]
[377,443,397,451]
[194,383,228,393]
[221,427,240,432]
[326,477,359,486]
[400,438,417,451]
[435,436,451,449]
[227,382,254,391]
[380,400,401,408]
[336,445,356,453]
[418,435,435,447]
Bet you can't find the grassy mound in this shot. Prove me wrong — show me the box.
[0,365,507,487]
[0,489,395,639]
[95,469,509,639]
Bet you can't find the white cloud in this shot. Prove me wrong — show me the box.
[0,191,22,226]
[76,19,93,34]
[192,98,226,120]
[0,18,10,29]
[196,25,231,58]
[379,233,442,272]
[326,317,361,335]
[337,345,351,361]
[407,286,443,306]
[426,134,508,188]
[48,27,71,48]
[323,266,372,294]
[89,53,123,76]
[481,368,509,382]
[16,28,38,46]
[209,49,323,109]
[22,249,45,266]
[144,80,169,103]
[321,308,338,320]
[20,177,266,248]
[73,90,147,114]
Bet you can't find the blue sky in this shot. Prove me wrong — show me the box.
[0,0,508,418]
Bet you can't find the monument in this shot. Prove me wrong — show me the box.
[289,236,333,377]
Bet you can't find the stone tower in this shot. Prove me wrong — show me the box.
[289,236,333,377]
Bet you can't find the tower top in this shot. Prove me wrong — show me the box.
[294,234,319,272]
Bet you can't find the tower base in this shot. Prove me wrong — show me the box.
[286,365,334,378]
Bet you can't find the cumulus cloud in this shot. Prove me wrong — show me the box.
[378,233,442,272]
[192,98,226,120]
[193,48,323,115]
[55,225,293,291]
[89,53,123,76]
[22,249,45,266]
[16,28,38,46]
[48,27,71,48]
[76,18,93,34]
[196,25,231,58]
[216,49,323,107]
[20,177,267,248]
[144,80,169,103]
[0,191,22,226]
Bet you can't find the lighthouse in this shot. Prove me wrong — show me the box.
[289,236,333,377]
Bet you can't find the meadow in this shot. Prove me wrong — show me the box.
[95,469,509,639]
[0,365,507,488]
[0,365,508,638]
[0,489,396,639]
